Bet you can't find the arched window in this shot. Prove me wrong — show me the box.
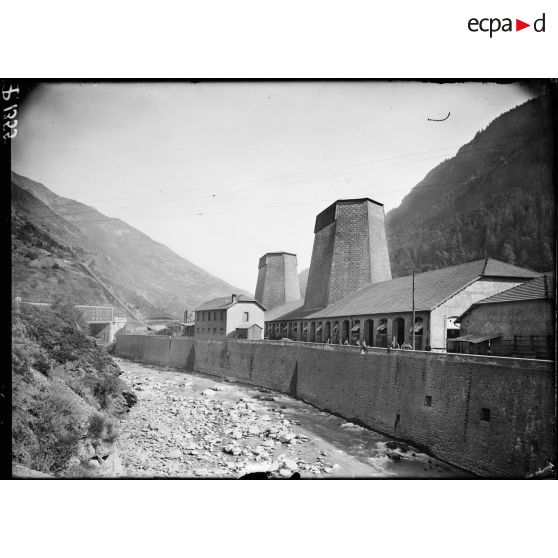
[393,317,405,345]
[363,319,374,346]
[332,321,340,344]
[376,318,388,347]
[315,321,322,343]
[323,321,331,343]
[309,322,316,343]
[341,320,350,343]
[409,317,424,349]
[350,320,361,344]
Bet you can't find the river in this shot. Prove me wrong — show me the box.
[114,358,473,478]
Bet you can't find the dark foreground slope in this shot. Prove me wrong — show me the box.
[386,95,555,276]
[11,302,137,477]
[12,172,251,319]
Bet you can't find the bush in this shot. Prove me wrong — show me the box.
[51,295,89,333]
[29,388,86,473]
[88,413,106,439]
[12,303,133,476]
[12,337,52,377]
[87,412,118,443]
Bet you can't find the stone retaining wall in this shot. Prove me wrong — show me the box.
[115,335,555,477]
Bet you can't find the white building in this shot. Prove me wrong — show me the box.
[194,294,265,339]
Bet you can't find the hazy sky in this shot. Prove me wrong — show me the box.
[12,81,534,292]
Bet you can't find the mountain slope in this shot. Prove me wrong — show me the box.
[386,95,555,277]
[11,172,251,319]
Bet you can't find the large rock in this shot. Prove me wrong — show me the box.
[166,449,182,460]
[282,458,298,471]
[223,444,242,456]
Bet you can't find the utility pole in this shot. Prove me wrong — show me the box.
[412,269,416,350]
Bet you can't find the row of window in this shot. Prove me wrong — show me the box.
[266,317,423,342]
[196,327,225,335]
[196,310,226,322]
[265,317,424,332]
[195,311,251,322]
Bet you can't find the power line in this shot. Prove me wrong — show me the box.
[13,127,543,222]
[21,137,539,228]
[26,152,541,226]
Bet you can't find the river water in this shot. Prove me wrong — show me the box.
[115,358,473,478]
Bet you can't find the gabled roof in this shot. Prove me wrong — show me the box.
[235,323,263,330]
[470,273,553,307]
[269,259,538,321]
[481,259,542,278]
[195,295,265,312]
[264,299,305,321]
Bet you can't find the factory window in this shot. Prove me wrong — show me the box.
[213,328,216,334]
[243,312,249,322]
[425,395,432,407]
[208,312,211,321]
[220,328,224,335]
[376,318,388,348]
[202,328,205,334]
[481,408,491,422]
[214,312,217,321]
[196,328,199,334]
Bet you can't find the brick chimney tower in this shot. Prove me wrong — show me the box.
[303,198,392,311]
[255,252,301,311]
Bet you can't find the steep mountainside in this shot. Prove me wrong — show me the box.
[11,173,251,319]
[386,95,555,277]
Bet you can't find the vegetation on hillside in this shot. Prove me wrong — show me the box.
[12,302,137,476]
[386,95,555,276]
[11,172,252,319]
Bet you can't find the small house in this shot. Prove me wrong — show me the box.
[194,294,265,339]
[234,323,263,340]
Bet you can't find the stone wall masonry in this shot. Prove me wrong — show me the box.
[115,335,555,478]
[168,337,194,369]
[255,253,301,311]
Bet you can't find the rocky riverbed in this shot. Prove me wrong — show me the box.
[114,359,472,478]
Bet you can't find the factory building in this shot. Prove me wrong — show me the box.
[452,273,554,358]
[262,198,539,351]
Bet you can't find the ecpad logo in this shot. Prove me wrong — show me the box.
[468,13,546,37]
